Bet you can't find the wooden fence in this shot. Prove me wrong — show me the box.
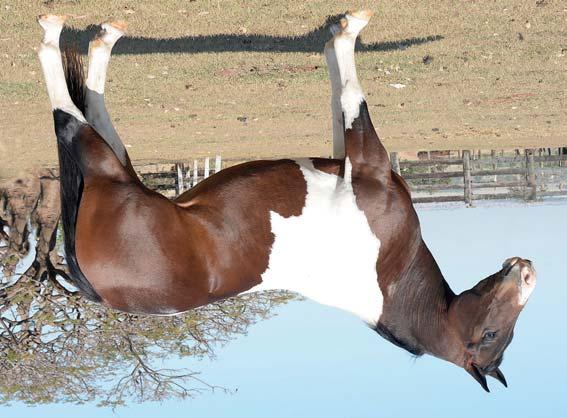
[391,147,567,205]
[134,147,567,205]
[135,156,222,198]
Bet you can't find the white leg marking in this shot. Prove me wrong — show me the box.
[86,21,127,95]
[37,15,86,123]
[84,21,128,165]
[253,159,383,326]
[330,12,372,129]
[324,38,345,159]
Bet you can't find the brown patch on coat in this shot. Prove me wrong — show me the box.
[74,136,308,313]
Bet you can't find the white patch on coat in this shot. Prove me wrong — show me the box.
[250,158,383,326]
[387,282,397,297]
[38,17,87,123]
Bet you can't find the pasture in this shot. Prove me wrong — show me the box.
[1,0,565,179]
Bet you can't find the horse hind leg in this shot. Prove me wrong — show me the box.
[85,21,129,167]
[324,23,345,159]
[37,14,86,123]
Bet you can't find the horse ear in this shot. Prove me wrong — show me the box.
[488,368,508,388]
[466,363,490,392]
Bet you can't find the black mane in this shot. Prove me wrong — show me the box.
[375,322,424,357]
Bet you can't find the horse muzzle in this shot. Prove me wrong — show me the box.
[502,257,537,305]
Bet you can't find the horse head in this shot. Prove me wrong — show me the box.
[448,257,536,391]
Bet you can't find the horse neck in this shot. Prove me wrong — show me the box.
[381,242,461,363]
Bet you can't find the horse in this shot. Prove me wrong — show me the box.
[37,11,536,392]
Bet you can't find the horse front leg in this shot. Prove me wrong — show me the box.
[325,11,392,179]
[85,21,130,168]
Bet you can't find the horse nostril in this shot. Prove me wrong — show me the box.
[522,266,535,285]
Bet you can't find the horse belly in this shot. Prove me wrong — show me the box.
[255,159,383,325]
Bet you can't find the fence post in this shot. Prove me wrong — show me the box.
[204,157,210,179]
[215,155,222,173]
[525,149,537,200]
[192,160,199,186]
[490,149,497,182]
[390,152,401,175]
[175,163,185,196]
[463,150,473,206]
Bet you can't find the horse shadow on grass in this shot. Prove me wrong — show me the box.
[60,14,443,55]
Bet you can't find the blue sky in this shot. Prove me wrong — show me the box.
[5,201,566,417]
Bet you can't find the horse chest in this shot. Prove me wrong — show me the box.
[251,159,384,325]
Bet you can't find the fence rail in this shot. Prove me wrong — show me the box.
[392,147,567,205]
[132,147,567,205]
[135,156,222,197]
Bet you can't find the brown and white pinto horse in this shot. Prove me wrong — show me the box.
[37,11,536,391]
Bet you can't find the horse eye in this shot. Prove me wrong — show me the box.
[482,331,496,342]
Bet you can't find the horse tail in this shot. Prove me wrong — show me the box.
[62,46,86,114]
[53,47,102,302]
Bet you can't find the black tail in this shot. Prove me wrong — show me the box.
[54,48,102,302]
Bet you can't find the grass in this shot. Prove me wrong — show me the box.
[1,0,566,179]
[0,82,39,98]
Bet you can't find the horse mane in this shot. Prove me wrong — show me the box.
[375,322,424,357]
[53,47,102,302]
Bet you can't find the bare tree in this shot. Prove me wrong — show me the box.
[0,172,295,408]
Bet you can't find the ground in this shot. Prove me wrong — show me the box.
[0,0,565,179]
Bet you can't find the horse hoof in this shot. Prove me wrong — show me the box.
[94,20,128,46]
[38,14,67,28]
[349,10,374,22]
[332,10,372,37]
[102,20,128,34]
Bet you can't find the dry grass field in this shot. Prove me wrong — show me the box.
[0,0,565,179]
